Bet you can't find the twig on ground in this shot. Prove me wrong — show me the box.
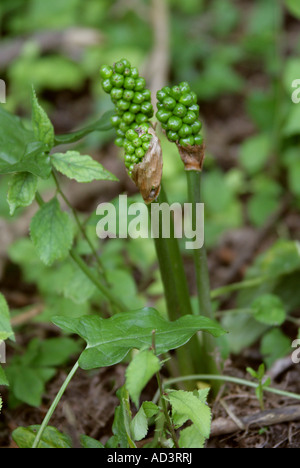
[210,405,300,437]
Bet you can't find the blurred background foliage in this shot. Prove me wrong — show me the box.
[1,0,300,368]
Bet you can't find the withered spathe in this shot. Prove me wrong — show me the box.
[132,126,163,204]
[176,142,205,172]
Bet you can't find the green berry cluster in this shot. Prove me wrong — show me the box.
[100,59,154,176]
[155,82,203,147]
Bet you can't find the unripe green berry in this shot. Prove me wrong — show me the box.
[163,96,176,110]
[125,154,132,163]
[141,133,152,142]
[135,77,146,91]
[133,92,144,104]
[167,116,182,131]
[110,115,122,127]
[188,104,200,114]
[117,99,130,111]
[116,128,125,137]
[135,147,145,159]
[119,121,130,133]
[140,102,153,115]
[130,104,141,114]
[142,89,151,100]
[115,137,125,147]
[191,120,202,134]
[156,109,172,123]
[167,130,179,142]
[126,129,138,141]
[179,93,194,107]
[115,61,125,74]
[142,142,150,151]
[138,122,150,133]
[156,89,168,102]
[124,142,135,154]
[123,112,135,125]
[183,111,197,125]
[111,87,123,101]
[178,124,192,138]
[130,67,139,79]
[179,81,191,94]
[179,136,194,147]
[124,67,131,76]
[123,90,135,101]
[173,103,187,118]
[124,77,136,90]
[136,113,148,125]
[194,135,204,146]
[111,73,124,88]
[132,137,142,147]
[190,92,198,104]
[170,85,182,100]
[121,58,131,68]
[102,79,113,93]
[100,65,113,79]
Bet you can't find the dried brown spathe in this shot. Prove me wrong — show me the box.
[177,142,205,172]
[132,127,163,204]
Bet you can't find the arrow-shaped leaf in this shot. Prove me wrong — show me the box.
[52,308,226,370]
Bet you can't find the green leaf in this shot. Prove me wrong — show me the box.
[12,426,72,448]
[51,151,118,183]
[240,134,271,174]
[52,308,226,370]
[260,328,291,368]
[251,294,286,326]
[130,406,148,442]
[168,390,211,439]
[283,103,300,137]
[63,265,96,304]
[6,337,78,406]
[247,367,258,379]
[0,107,51,179]
[80,435,104,448]
[141,401,160,419]
[0,366,9,386]
[32,87,54,148]
[0,292,14,341]
[112,386,136,448]
[125,349,160,407]
[30,198,74,266]
[54,110,114,145]
[179,424,205,449]
[285,0,300,19]
[8,367,48,407]
[31,337,80,367]
[7,172,38,216]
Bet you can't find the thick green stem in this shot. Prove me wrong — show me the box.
[149,184,202,383]
[185,171,221,391]
[32,361,79,448]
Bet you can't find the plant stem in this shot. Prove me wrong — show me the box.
[211,276,271,299]
[149,184,202,382]
[51,171,108,280]
[185,170,220,389]
[32,360,79,448]
[69,250,126,312]
[152,332,179,448]
[152,374,300,404]
[35,193,126,313]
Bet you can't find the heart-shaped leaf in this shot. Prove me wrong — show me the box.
[52,308,226,370]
